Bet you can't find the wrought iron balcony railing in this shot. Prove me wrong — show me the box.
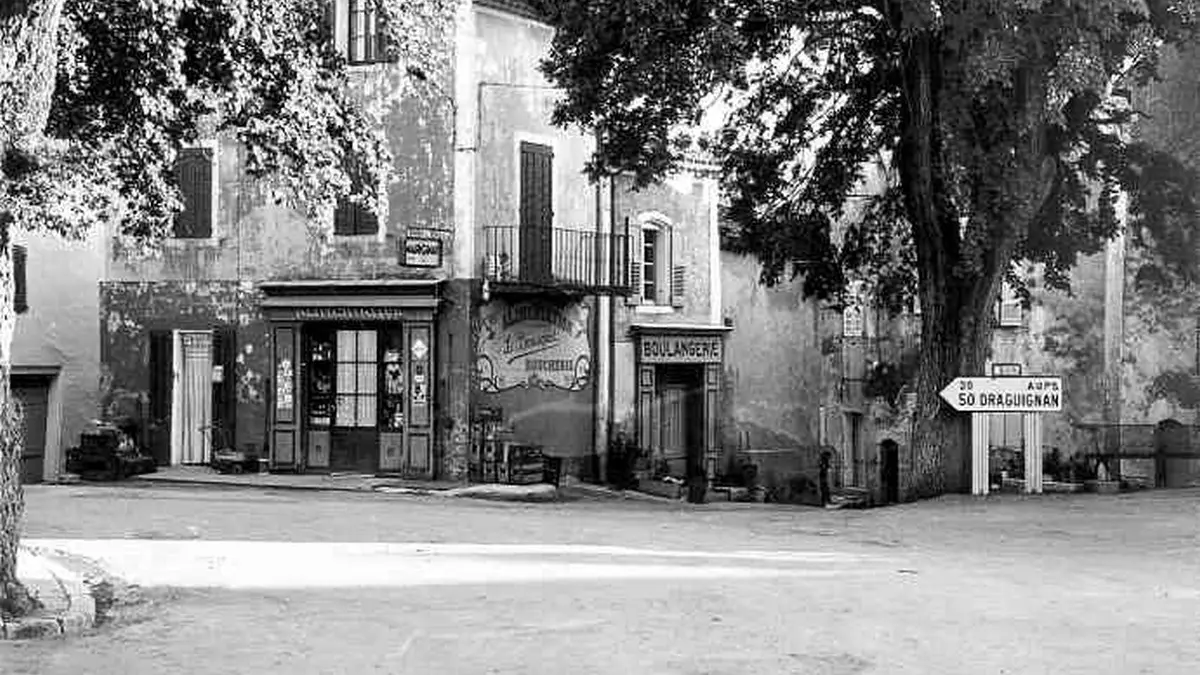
[481,225,632,295]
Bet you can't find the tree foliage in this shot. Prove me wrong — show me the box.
[2,0,455,252]
[540,0,1200,497]
[541,0,1200,300]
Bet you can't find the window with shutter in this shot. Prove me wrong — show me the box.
[625,219,642,305]
[670,227,685,308]
[333,198,379,236]
[173,147,214,239]
[345,0,393,65]
[13,244,27,314]
[997,283,1022,327]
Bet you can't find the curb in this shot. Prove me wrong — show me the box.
[132,476,382,494]
[2,549,96,641]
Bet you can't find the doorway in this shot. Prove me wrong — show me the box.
[880,439,900,504]
[172,330,213,465]
[656,365,704,478]
[330,328,379,473]
[846,412,863,486]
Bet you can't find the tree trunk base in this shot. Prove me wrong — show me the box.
[1,580,42,619]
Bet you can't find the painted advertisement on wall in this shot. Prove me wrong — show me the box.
[476,300,592,393]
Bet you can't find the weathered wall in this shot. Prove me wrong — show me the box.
[472,5,598,274]
[108,23,455,285]
[472,296,596,472]
[99,281,270,452]
[13,226,104,479]
[719,252,829,450]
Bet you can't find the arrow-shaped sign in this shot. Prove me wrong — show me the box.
[939,376,1063,413]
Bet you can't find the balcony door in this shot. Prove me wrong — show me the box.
[519,141,553,283]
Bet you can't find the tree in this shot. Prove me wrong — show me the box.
[538,0,1200,499]
[0,0,453,616]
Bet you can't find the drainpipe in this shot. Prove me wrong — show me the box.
[593,134,613,484]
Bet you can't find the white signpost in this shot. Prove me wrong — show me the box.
[940,376,1063,497]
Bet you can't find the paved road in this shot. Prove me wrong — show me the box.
[2,483,1198,674]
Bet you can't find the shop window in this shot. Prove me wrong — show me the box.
[380,327,405,431]
[173,146,214,239]
[307,328,336,428]
[335,329,378,427]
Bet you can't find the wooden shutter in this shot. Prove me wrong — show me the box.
[211,326,238,448]
[519,142,554,282]
[148,330,175,466]
[174,147,213,238]
[374,0,391,62]
[334,196,379,236]
[637,364,656,460]
[704,364,721,480]
[12,244,27,314]
[626,218,642,305]
[670,227,685,308]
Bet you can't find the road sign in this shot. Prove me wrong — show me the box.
[939,376,1063,413]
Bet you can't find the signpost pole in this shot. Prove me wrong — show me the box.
[1023,413,1044,494]
[972,412,989,496]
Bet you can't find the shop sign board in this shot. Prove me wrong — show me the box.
[402,237,443,268]
[476,301,592,393]
[639,334,723,364]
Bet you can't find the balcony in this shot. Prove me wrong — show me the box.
[481,225,631,296]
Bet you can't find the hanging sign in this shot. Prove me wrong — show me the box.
[402,237,443,268]
[476,300,592,392]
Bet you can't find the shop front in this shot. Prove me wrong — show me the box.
[262,280,441,478]
[632,324,730,482]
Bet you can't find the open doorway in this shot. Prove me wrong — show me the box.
[880,439,899,504]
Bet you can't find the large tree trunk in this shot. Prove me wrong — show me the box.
[0,0,65,617]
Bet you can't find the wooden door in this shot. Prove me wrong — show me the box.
[13,378,49,484]
[148,330,174,465]
[269,324,301,470]
[404,323,434,477]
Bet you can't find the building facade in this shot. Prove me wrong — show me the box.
[101,0,462,477]
[95,0,727,487]
[13,226,104,483]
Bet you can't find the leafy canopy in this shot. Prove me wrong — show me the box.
[540,0,1200,311]
[1,0,455,251]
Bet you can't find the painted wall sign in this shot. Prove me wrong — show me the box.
[402,237,443,268]
[296,307,407,321]
[476,301,592,392]
[639,334,724,363]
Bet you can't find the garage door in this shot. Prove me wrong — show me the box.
[12,379,49,484]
